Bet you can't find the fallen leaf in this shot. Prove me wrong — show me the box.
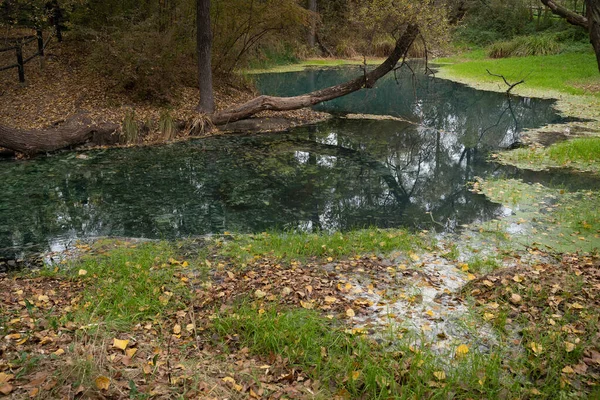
[0,383,13,395]
[456,344,469,356]
[95,376,110,391]
[113,338,129,351]
[346,308,355,317]
[433,371,446,381]
[78,269,88,276]
[565,342,575,352]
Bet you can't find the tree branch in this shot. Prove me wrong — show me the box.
[540,0,588,28]
[209,24,420,125]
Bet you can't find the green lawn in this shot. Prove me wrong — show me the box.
[436,51,600,96]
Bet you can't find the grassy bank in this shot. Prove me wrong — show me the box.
[1,223,599,398]
[437,51,599,97]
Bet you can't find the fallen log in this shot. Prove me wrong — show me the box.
[0,24,418,155]
[211,24,419,125]
[0,112,120,155]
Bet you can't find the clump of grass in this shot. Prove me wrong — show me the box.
[211,304,516,398]
[70,241,191,330]
[159,110,177,140]
[546,137,600,165]
[121,110,139,143]
[488,35,562,58]
[216,228,434,263]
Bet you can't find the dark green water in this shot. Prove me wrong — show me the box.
[0,67,593,259]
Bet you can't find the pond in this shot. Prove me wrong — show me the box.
[0,66,593,259]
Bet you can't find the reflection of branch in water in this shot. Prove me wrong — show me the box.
[284,139,410,204]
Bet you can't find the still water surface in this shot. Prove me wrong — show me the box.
[0,67,588,258]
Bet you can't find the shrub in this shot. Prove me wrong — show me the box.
[488,35,562,58]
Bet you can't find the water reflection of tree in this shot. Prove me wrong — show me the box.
[0,69,567,257]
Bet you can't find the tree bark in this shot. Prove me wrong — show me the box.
[307,0,317,49]
[0,113,119,155]
[211,24,419,125]
[197,0,215,113]
[588,0,600,72]
[540,0,589,28]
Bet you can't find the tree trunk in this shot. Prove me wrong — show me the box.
[0,113,119,155]
[0,25,418,155]
[588,0,600,72]
[307,0,317,49]
[211,24,419,125]
[197,0,215,113]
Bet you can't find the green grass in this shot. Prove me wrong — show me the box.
[436,52,600,97]
[215,229,434,264]
[67,241,192,331]
[211,303,519,399]
[500,138,600,174]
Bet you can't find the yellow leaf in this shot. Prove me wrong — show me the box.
[425,310,435,317]
[173,324,181,334]
[0,373,14,384]
[113,338,129,351]
[433,371,446,381]
[456,344,469,356]
[562,366,575,374]
[346,308,355,317]
[484,313,495,321]
[258,308,265,314]
[226,271,235,279]
[300,300,314,309]
[254,289,267,299]
[78,269,88,276]
[467,273,476,281]
[37,295,49,302]
[327,257,333,262]
[460,263,469,272]
[53,348,65,356]
[351,371,361,380]
[565,342,576,352]
[95,376,110,391]
[182,261,189,267]
[570,302,584,309]
[125,348,137,358]
[186,323,195,332]
[512,275,523,283]
[324,296,337,304]
[530,342,543,355]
